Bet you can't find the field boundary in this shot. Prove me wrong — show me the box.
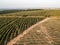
[0,16,45,18]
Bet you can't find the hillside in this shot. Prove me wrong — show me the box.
[7,17,60,45]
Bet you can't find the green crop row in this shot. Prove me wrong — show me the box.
[0,17,44,45]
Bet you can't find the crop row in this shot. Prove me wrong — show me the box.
[0,17,44,45]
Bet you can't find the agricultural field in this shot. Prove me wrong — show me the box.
[0,17,45,45]
[0,9,60,45]
[0,9,60,16]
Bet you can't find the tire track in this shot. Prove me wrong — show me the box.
[40,25,54,45]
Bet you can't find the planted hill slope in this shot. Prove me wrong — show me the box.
[8,17,60,45]
[0,17,44,45]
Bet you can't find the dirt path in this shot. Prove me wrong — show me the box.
[7,17,50,45]
[0,16,45,18]
[0,16,22,18]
